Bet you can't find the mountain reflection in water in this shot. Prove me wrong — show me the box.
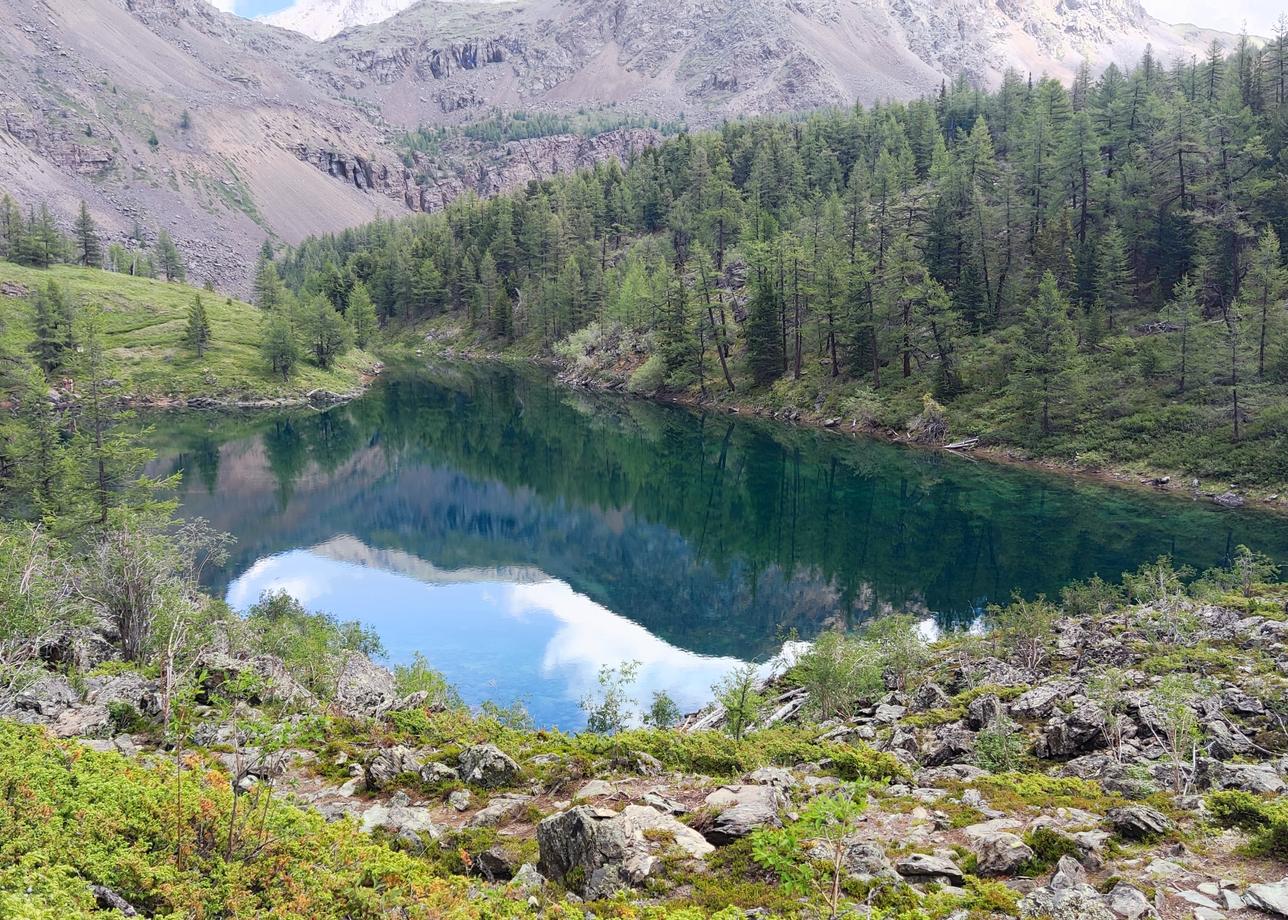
[146,363,1288,729]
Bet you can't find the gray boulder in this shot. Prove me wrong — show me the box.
[85,671,162,716]
[807,839,896,883]
[1035,703,1107,758]
[921,725,976,767]
[1105,883,1158,920]
[1247,881,1288,917]
[1009,683,1068,721]
[909,682,953,712]
[365,746,423,790]
[536,806,656,899]
[52,704,112,739]
[1021,884,1115,920]
[1107,805,1174,840]
[972,831,1036,876]
[334,653,397,716]
[702,784,788,844]
[896,853,964,885]
[12,674,79,718]
[458,743,520,788]
[965,693,1005,730]
[467,793,533,829]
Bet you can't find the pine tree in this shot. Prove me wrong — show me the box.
[743,250,786,387]
[1012,271,1078,435]
[74,201,101,268]
[1094,224,1132,329]
[253,259,286,311]
[1246,228,1286,379]
[185,294,211,357]
[29,281,74,374]
[261,313,298,381]
[155,230,185,282]
[302,297,351,369]
[347,281,378,348]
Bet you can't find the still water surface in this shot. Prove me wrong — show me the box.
[146,363,1288,729]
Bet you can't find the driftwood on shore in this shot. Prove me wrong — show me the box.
[944,437,979,451]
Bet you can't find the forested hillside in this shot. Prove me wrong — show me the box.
[271,43,1288,489]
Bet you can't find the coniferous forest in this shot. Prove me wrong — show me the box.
[266,43,1288,486]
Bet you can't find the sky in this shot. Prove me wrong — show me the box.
[213,0,1281,36]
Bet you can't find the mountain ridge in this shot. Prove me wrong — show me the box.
[0,0,1234,291]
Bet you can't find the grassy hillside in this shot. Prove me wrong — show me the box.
[0,264,376,402]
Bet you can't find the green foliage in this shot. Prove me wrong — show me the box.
[643,690,682,729]
[0,722,534,919]
[1021,827,1082,874]
[627,353,667,395]
[973,716,1027,773]
[713,663,763,740]
[790,630,885,720]
[393,652,464,709]
[1207,790,1288,859]
[244,590,383,698]
[185,294,211,357]
[580,660,640,734]
[985,594,1060,671]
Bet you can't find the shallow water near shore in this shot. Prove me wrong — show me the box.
[145,362,1288,729]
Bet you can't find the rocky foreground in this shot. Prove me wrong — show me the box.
[4,587,1288,918]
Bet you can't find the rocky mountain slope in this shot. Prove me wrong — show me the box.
[0,0,1227,292]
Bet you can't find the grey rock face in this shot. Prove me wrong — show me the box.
[972,831,1036,876]
[365,746,422,790]
[1035,703,1107,758]
[1246,881,1288,917]
[536,806,656,899]
[1104,882,1158,920]
[896,853,965,885]
[458,743,520,788]
[1106,805,1174,840]
[333,653,397,716]
[467,794,533,829]
[701,784,788,844]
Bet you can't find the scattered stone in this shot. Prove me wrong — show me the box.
[467,794,533,829]
[641,791,687,814]
[1246,881,1288,917]
[895,853,964,885]
[476,845,520,882]
[333,653,397,716]
[576,779,615,800]
[1107,805,1174,840]
[91,884,138,916]
[965,693,1005,729]
[509,863,545,894]
[365,746,422,790]
[419,761,458,785]
[972,831,1036,876]
[808,839,896,883]
[458,744,520,788]
[1106,883,1158,920]
[448,789,471,812]
[536,806,656,899]
[747,766,797,787]
[620,804,713,859]
[702,784,788,844]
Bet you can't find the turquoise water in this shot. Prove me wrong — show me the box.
[147,363,1288,729]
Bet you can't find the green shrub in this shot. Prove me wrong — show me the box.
[627,353,666,394]
[1208,790,1288,858]
[974,717,1027,773]
[393,652,464,709]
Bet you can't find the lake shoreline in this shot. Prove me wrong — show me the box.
[412,338,1288,519]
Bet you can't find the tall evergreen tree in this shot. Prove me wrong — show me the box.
[185,294,211,357]
[74,201,102,268]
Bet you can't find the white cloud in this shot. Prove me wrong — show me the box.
[207,0,239,12]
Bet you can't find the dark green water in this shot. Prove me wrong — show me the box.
[146,363,1288,728]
